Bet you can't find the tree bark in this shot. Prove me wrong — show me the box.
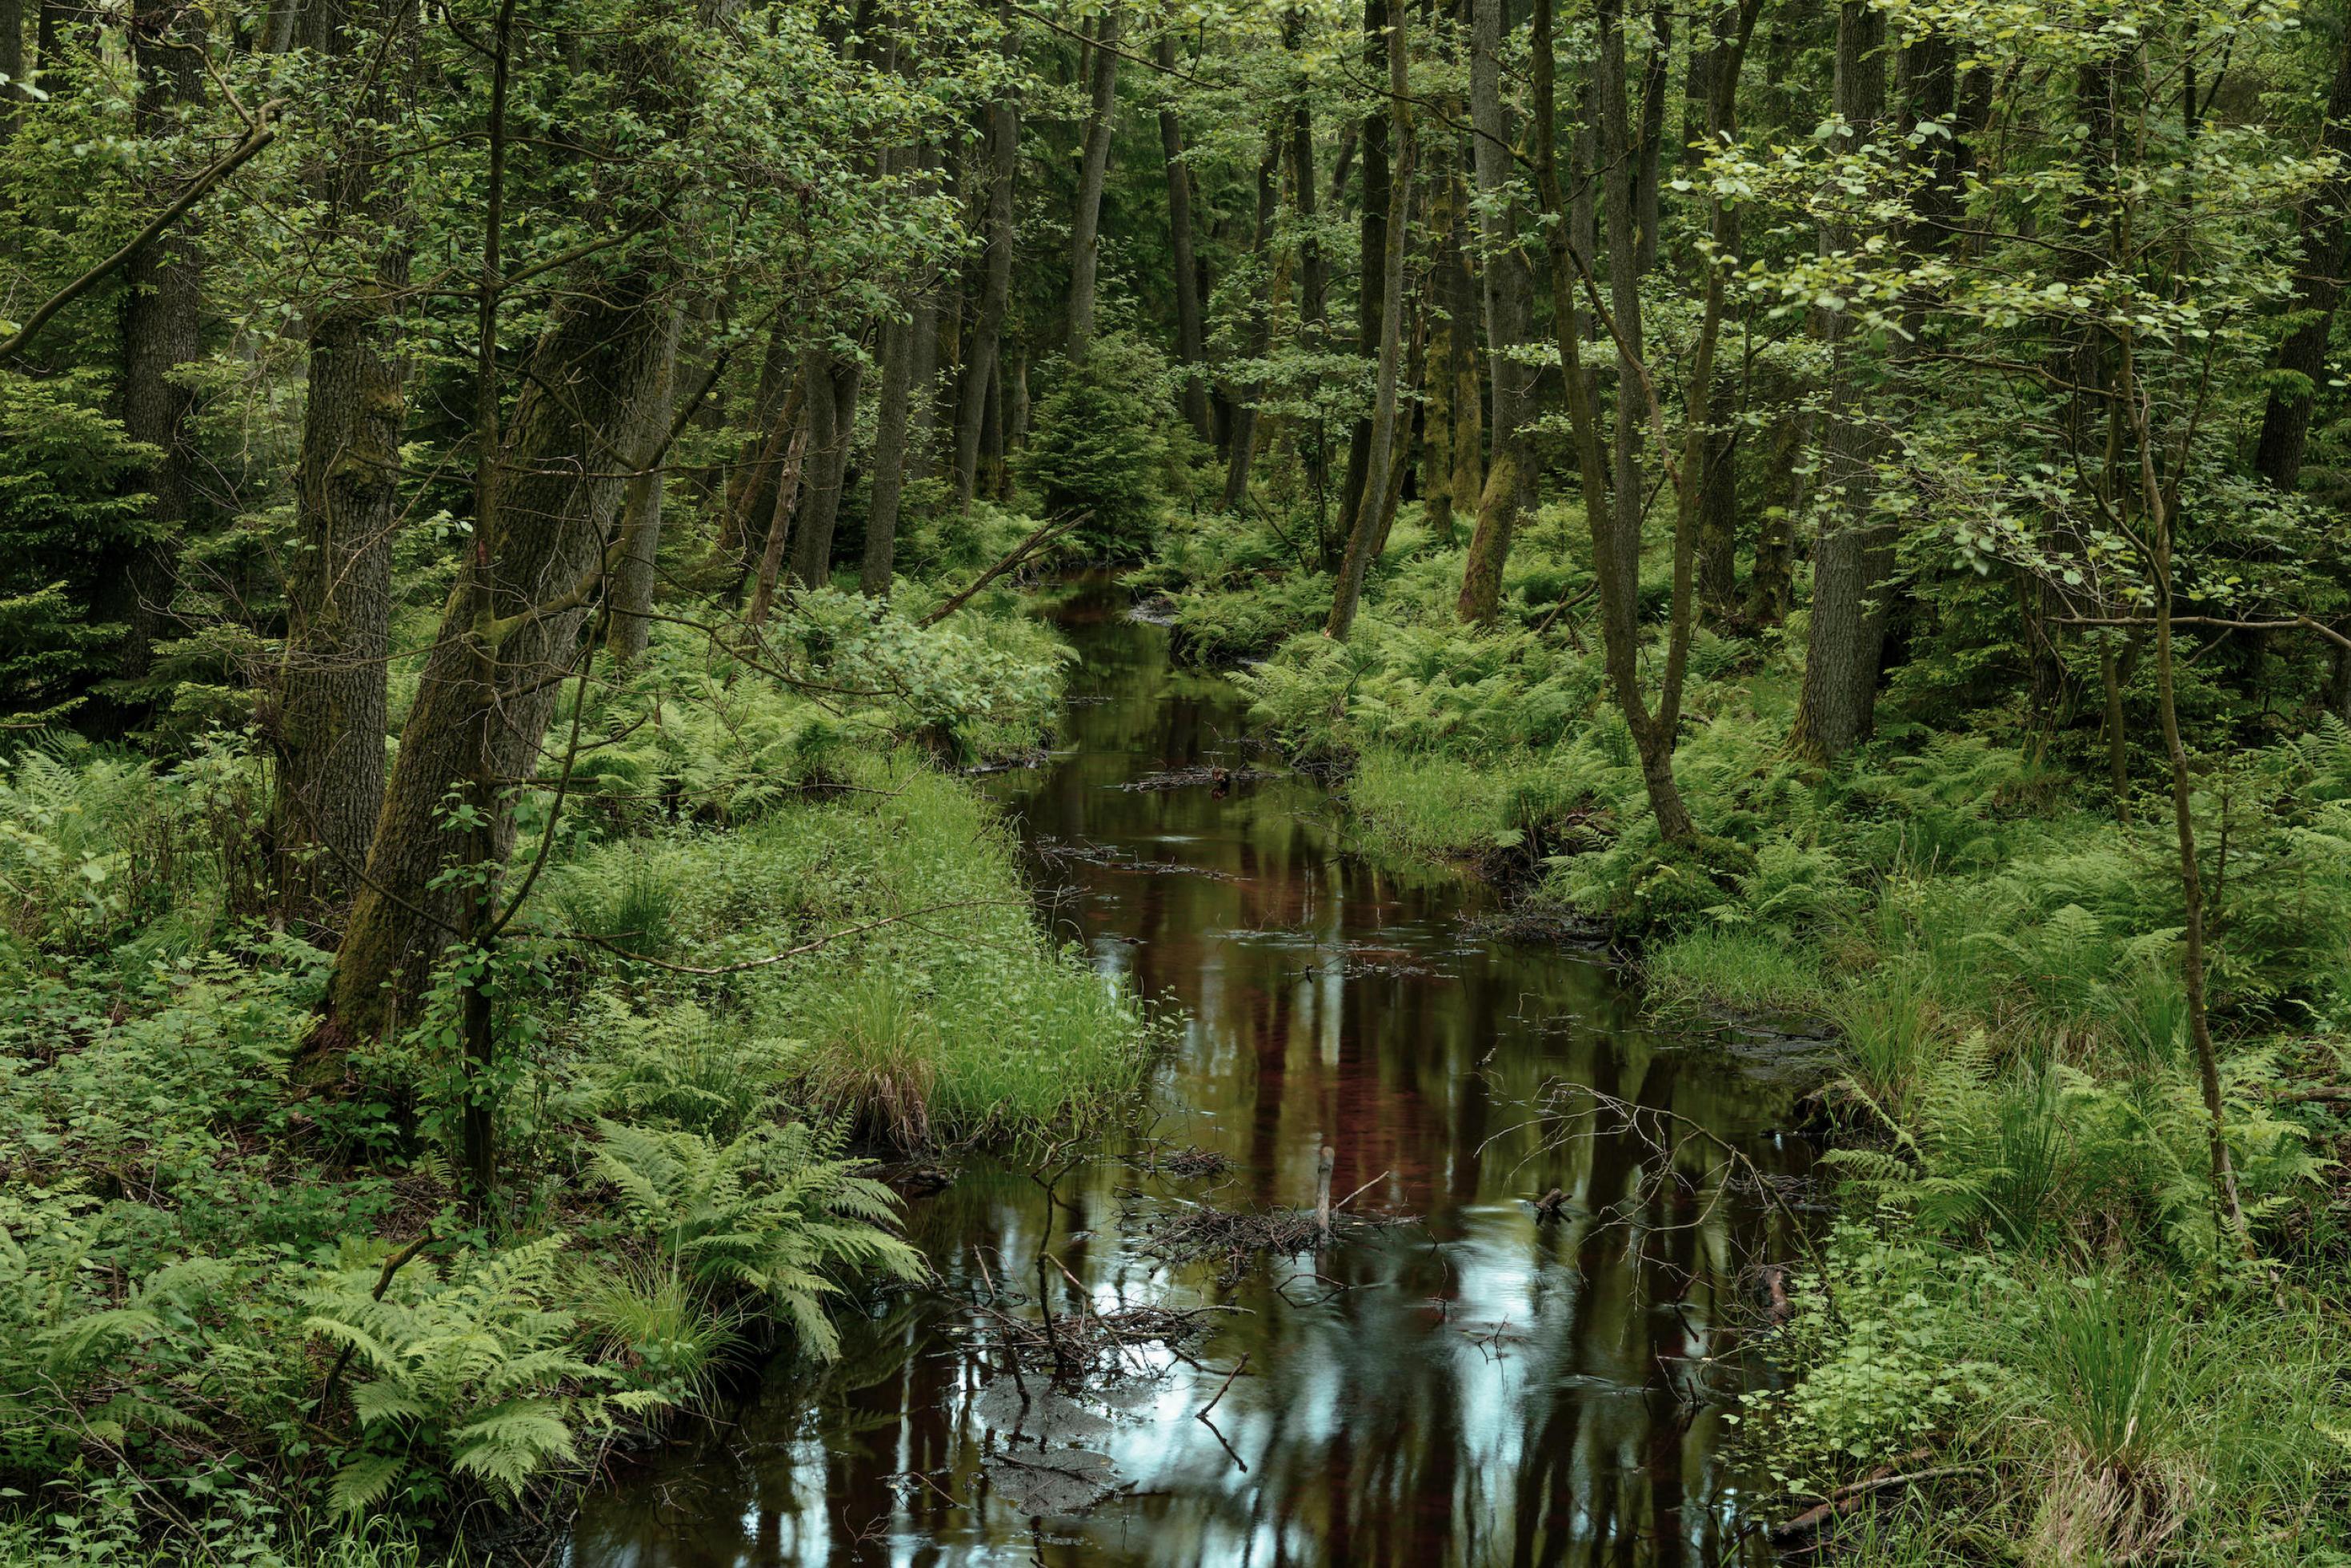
[1067,6,1121,360]
[1221,127,1282,513]
[275,0,415,930]
[1336,0,1392,548]
[905,144,944,484]
[791,344,864,586]
[1788,0,1892,762]
[108,0,209,703]
[747,394,810,630]
[1,0,25,146]
[955,0,1018,508]
[1155,32,1213,442]
[1326,0,1412,640]
[863,306,915,596]
[1456,0,1537,624]
[2253,19,2351,491]
[318,282,675,1049]
[710,318,795,575]
[601,306,679,664]
[1632,0,1670,276]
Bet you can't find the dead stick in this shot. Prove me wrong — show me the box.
[919,513,1085,628]
[317,1230,435,1417]
[1333,1170,1388,1212]
[1196,1352,1251,1421]
[1766,1460,1977,1546]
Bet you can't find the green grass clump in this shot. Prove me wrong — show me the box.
[1643,929,1835,1022]
[550,758,1159,1151]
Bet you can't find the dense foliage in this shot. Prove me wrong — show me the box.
[8,0,2351,1553]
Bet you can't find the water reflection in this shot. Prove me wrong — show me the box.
[565,582,1800,1567]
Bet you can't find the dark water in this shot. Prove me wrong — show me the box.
[564,581,1810,1567]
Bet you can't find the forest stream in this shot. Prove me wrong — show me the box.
[562,578,1818,1566]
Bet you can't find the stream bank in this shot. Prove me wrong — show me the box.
[563,578,1812,1566]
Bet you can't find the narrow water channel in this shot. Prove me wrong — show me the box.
[565,578,1809,1566]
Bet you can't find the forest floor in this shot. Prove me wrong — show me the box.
[1133,502,2351,1565]
[0,565,1160,1566]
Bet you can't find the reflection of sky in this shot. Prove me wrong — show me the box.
[565,593,1795,1568]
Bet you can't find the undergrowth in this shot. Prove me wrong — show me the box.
[0,592,1155,1558]
[1142,500,2351,1562]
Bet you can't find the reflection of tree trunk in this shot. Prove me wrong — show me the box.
[1456,0,1536,624]
[954,0,1017,507]
[1789,0,1891,762]
[791,346,863,586]
[1155,33,1213,442]
[1067,6,1121,360]
[1325,0,1412,640]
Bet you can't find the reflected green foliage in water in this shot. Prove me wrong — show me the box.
[567,582,1808,1566]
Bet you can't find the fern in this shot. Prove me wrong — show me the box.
[590,1118,923,1362]
[302,1235,655,1510]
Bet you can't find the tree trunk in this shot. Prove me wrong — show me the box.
[1747,400,1808,625]
[1631,0,1670,276]
[274,0,415,931]
[109,0,208,704]
[710,318,795,575]
[1,0,25,146]
[1155,32,1213,442]
[1444,125,1484,539]
[905,147,943,484]
[1067,6,1121,360]
[955,1,1018,508]
[1327,1,1412,640]
[1283,9,1335,558]
[318,282,675,1050]
[1532,0,1754,844]
[1456,0,1537,624]
[1693,389,1740,622]
[863,305,915,596]
[791,346,864,586]
[1336,0,1392,547]
[1221,127,1282,513]
[2133,346,2248,1244]
[1789,0,1892,762]
[747,397,811,630]
[605,305,679,661]
[1420,156,1461,543]
[2253,20,2351,491]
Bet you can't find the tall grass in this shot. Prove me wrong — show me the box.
[552,757,1159,1150]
